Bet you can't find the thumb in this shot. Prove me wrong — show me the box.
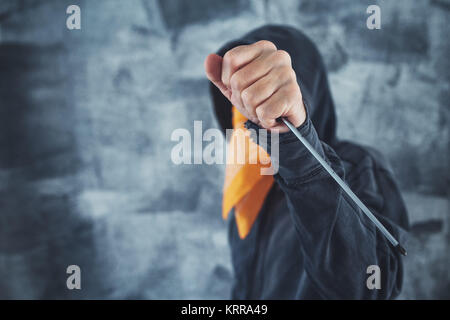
[204,53,231,100]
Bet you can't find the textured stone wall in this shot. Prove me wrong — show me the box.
[0,0,448,299]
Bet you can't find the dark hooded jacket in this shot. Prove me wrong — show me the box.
[209,25,409,299]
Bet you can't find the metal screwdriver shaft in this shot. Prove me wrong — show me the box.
[280,118,407,256]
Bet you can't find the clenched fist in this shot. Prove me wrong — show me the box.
[205,40,306,132]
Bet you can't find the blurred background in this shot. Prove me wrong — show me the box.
[0,0,448,299]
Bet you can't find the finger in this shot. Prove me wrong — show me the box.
[222,40,276,89]
[204,53,231,100]
[240,65,293,115]
[230,89,259,124]
[255,83,302,130]
[283,96,306,129]
[229,49,291,93]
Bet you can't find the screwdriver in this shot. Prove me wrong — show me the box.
[280,117,407,256]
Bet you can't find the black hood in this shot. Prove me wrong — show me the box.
[209,24,337,145]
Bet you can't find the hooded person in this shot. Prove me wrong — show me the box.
[206,25,409,299]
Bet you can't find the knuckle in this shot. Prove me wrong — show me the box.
[256,40,277,51]
[286,83,300,98]
[279,65,294,78]
[230,73,243,91]
[275,50,291,64]
[223,50,232,63]
[221,73,228,86]
[256,106,273,123]
[223,50,238,68]
[256,106,267,120]
[241,88,254,107]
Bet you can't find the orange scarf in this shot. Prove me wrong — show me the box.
[222,106,274,239]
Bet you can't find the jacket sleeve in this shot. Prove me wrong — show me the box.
[246,116,409,300]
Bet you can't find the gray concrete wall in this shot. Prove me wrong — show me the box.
[0,0,448,299]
